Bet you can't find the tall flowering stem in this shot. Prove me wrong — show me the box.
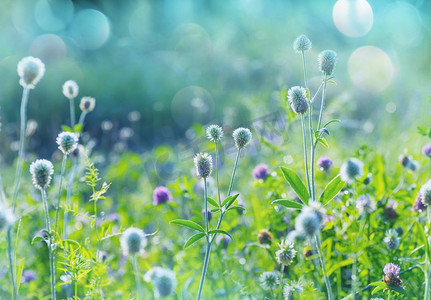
[215,143,222,206]
[64,160,79,239]
[69,98,76,127]
[132,254,143,299]
[426,206,431,300]
[300,114,311,195]
[197,178,210,300]
[54,155,67,241]
[41,188,56,300]
[315,235,332,300]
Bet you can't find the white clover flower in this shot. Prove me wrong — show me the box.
[283,277,305,299]
[356,194,376,214]
[206,124,224,143]
[62,80,79,99]
[194,153,213,178]
[56,131,78,155]
[318,50,337,75]
[144,267,177,298]
[0,204,15,232]
[17,56,45,89]
[384,229,400,251]
[275,240,297,267]
[259,271,280,290]
[340,158,364,183]
[420,179,431,206]
[295,207,321,237]
[287,86,308,114]
[120,227,147,256]
[80,96,96,112]
[293,35,312,53]
[233,127,252,150]
[30,159,54,190]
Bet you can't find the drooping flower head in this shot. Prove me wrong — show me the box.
[287,86,308,114]
[283,277,305,299]
[384,229,400,251]
[420,180,431,206]
[317,156,333,172]
[216,234,232,249]
[233,127,252,150]
[295,206,321,237]
[356,194,376,214]
[259,271,280,290]
[383,263,403,286]
[144,267,177,298]
[202,209,212,221]
[0,204,15,232]
[253,164,269,180]
[422,143,431,158]
[340,158,364,183]
[193,153,213,178]
[258,229,273,245]
[413,194,426,212]
[120,227,147,256]
[153,186,172,206]
[62,80,79,99]
[22,270,37,283]
[80,96,96,112]
[30,159,54,190]
[206,124,223,143]
[17,56,45,89]
[56,131,78,155]
[318,50,337,75]
[275,240,297,267]
[293,35,312,53]
[399,155,410,167]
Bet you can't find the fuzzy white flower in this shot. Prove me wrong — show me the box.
[120,227,147,256]
[62,80,79,99]
[80,96,96,112]
[17,56,45,89]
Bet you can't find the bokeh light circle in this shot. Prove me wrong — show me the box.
[348,46,394,93]
[70,9,110,50]
[333,0,373,37]
[171,86,214,130]
[30,34,67,62]
[34,0,74,32]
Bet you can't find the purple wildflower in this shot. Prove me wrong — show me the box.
[153,186,172,206]
[413,194,425,212]
[423,143,431,158]
[22,270,36,283]
[202,209,212,221]
[317,156,333,171]
[383,263,403,286]
[253,164,269,180]
[216,234,231,249]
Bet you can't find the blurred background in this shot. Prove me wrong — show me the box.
[0,0,430,161]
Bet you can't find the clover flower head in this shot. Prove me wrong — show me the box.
[193,152,213,178]
[283,277,305,299]
[30,159,54,190]
[206,124,223,143]
[259,271,280,290]
[253,164,269,180]
[275,239,297,267]
[383,263,403,287]
[120,227,147,256]
[318,50,337,75]
[22,270,37,283]
[422,143,431,158]
[62,80,79,99]
[56,131,78,155]
[17,56,45,89]
[413,194,426,212]
[153,186,172,206]
[287,86,308,114]
[420,180,431,206]
[293,35,312,53]
[258,229,273,245]
[144,267,177,298]
[317,156,333,172]
[384,229,400,251]
[233,127,252,150]
[340,158,364,183]
[80,96,96,112]
[295,207,321,237]
[406,160,419,172]
[356,194,376,214]
[202,209,212,221]
[399,155,410,167]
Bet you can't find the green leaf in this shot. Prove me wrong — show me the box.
[387,285,406,295]
[280,167,310,205]
[418,126,428,136]
[319,175,345,206]
[209,229,233,240]
[207,197,219,208]
[323,119,340,128]
[73,124,83,133]
[221,194,239,209]
[31,235,45,244]
[271,199,303,210]
[227,205,246,212]
[371,285,385,295]
[170,219,205,233]
[317,137,329,148]
[16,259,25,291]
[326,258,353,276]
[184,233,206,248]
[61,125,73,132]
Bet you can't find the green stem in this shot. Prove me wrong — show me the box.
[78,111,87,127]
[197,242,211,300]
[12,87,29,211]
[69,98,76,127]
[316,74,328,133]
[64,159,79,239]
[215,143,222,207]
[132,255,143,299]
[204,178,209,233]
[301,51,308,89]
[54,155,67,242]
[41,188,56,300]
[425,207,431,300]
[315,235,332,300]
[6,228,16,300]
[300,114,312,196]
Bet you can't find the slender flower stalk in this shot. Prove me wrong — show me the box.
[63,159,79,239]
[197,178,210,300]
[300,114,311,195]
[316,74,328,133]
[425,206,431,300]
[6,229,16,300]
[54,155,67,240]
[69,99,76,127]
[133,255,144,299]
[41,188,56,300]
[315,235,332,300]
